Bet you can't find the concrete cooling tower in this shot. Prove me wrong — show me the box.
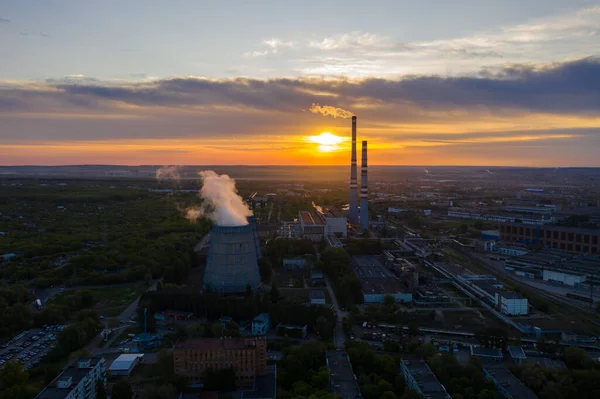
[203,217,261,294]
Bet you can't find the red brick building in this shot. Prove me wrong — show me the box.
[173,336,267,387]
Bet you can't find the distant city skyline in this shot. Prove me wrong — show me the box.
[1,1,600,166]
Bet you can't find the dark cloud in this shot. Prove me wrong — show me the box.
[1,57,600,118]
[0,17,9,23]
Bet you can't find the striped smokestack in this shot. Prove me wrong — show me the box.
[349,116,359,223]
[360,140,368,231]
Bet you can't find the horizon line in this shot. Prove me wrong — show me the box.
[1,164,599,169]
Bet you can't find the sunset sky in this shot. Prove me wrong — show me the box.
[1,0,600,166]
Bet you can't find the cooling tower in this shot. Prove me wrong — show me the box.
[204,218,261,294]
[349,116,359,223]
[360,141,369,231]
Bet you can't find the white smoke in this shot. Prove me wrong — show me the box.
[185,170,252,226]
[309,103,354,118]
[156,166,180,181]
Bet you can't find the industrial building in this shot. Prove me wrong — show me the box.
[499,222,600,254]
[173,336,267,387]
[448,208,550,225]
[314,205,347,238]
[456,275,528,315]
[504,249,600,287]
[251,313,270,336]
[500,292,529,315]
[353,256,412,303]
[298,211,325,242]
[36,357,106,399]
[360,141,369,231]
[401,358,451,399]
[349,116,359,224]
[470,346,504,360]
[326,350,362,399]
[108,354,143,376]
[203,216,262,294]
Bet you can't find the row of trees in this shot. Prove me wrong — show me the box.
[139,285,337,340]
[320,247,363,309]
[276,341,338,399]
[0,283,34,341]
[346,341,428,399]
[509,347,600,399]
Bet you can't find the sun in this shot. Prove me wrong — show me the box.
[306,132,345,152]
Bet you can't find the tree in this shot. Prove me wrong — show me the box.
[145,273,153,284]
[381,391,398,399]
[270,282,280,303]
[400,389,423,399]
[258,257,272,282]
[108,317,120,329]
[112,379,133,399]
[141,384,176,399]
[203,368,236,391]
[95,379,107,399]
[0,362,29,389]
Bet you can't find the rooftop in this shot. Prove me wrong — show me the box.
[501,291,524,300]
[310,290,326,300]
[321,206,344,218]
[109,354,143,371]
[401,358,451,399]
[253,313,269,324]
[36,357,104,399]
[470,345,504,359]
[508,346,527,360]
[484,363,539,399]
[299,211,324,226]
[327,350,362,399]
[175,337,262,351]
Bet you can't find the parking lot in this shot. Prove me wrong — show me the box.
[0,325,64,370]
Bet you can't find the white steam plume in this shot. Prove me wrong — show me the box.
[309,103,354,118]
[185,170,252,226]
[156,165,180,181]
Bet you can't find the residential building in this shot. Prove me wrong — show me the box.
[401,358,450,399]
[173,336,267,387]
[251,313,270,336]
[36,357,106,399]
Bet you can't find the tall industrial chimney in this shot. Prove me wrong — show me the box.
[349,116,358,223]
[360,140,368,231]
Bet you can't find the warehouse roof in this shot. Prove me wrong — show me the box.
[299,211,324,226]
[109,354,143,371]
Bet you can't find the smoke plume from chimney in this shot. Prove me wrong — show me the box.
[185,170,252,226]
[156,166,180,181]
[309,103,354,119]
